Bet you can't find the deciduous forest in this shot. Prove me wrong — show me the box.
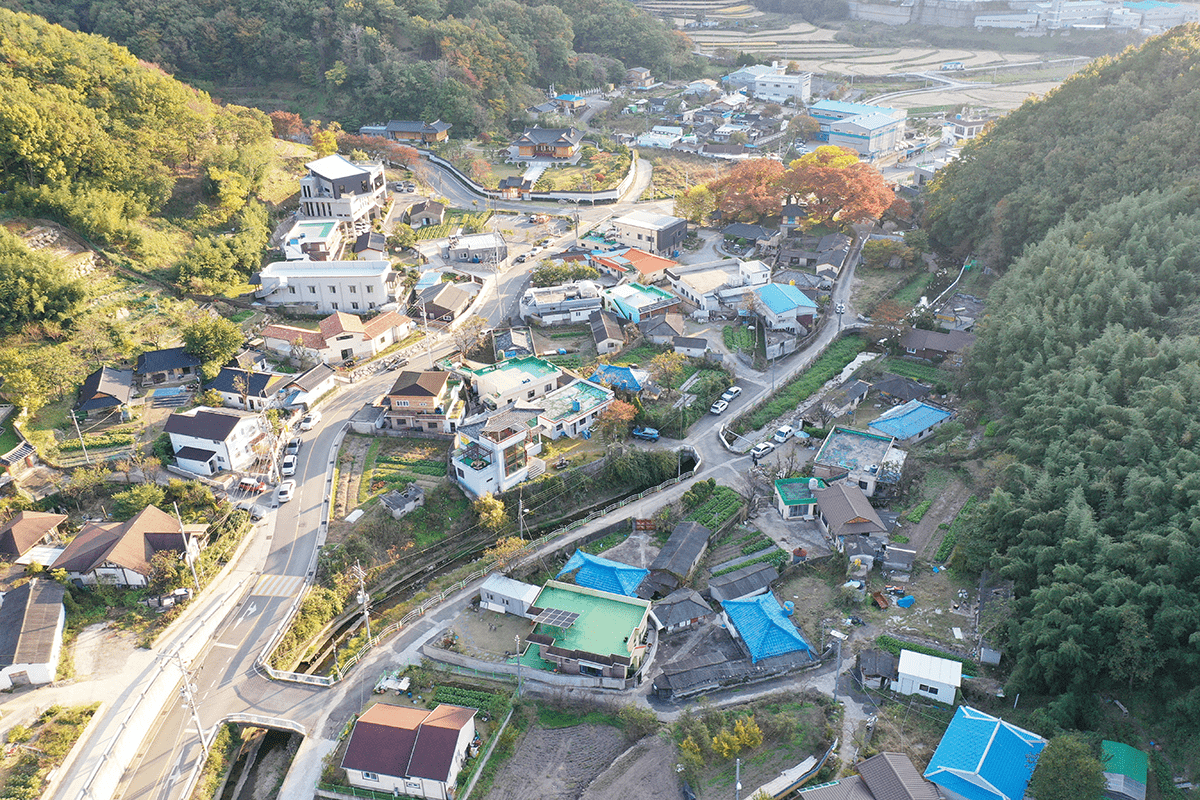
[15,0,699,133]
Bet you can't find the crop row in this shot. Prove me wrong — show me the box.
[935,496,978,561]
[712,549,786,577]
[60,432,134,451]
[686,487,743,530]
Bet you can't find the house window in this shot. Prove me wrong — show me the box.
[351,302,359,310]
[308,286,317,294]
[361,771,378,782]
[369,302,376,309]
[919,684,939,695]
[395,400,410,407]
[332,302,339,310]
[329,285,337,293]
[349,285,357,293]
[366,285,374,293]
[527,390,536,399]
[288,286,296,294]
[456,468,465,478]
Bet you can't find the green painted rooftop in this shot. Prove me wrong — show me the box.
[1102,740,1147,783]
[541,381,612,422]
[775,477,825,505]
[519,584,648,672]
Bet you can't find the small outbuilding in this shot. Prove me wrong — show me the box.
[1102,740,1148,800]
[897,649,962,705]
[651,588,714,633]
[479,573,541,617]
[647,521,712,595]
[708,562,777,604]
[381,485,425,520]
[0,578,66,690]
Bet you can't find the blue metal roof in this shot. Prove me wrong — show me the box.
[924,707,1047,800]
[415,271,441,291]
[722,593,813,663]
[810,99,899,117]
[589,364,644,392]
[556,551,649,597]
[755,283,818,314]
[868,400,951,440]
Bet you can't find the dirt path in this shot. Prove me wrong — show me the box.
[486,724,628,800]
[908,479,969,559]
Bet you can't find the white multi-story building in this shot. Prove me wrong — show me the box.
[299,154,387,223]
[452,406,547,497]
[163,407,268,475]
[752,72,812,104]
[253,260,399,315]
[518,282,603,325]
[458,356,564,410]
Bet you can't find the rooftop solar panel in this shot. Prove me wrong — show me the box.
[532,607,580,630]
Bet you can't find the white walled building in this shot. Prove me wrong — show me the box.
[299,154,387,223]
[163,407,267,475]
[897,650,963,705]
[253,260,399,315]
[752,72,812,104]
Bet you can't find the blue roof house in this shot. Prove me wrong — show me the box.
[721,593,813,663]
[589,364,651,392]
[924,706,1047,800]
[755,283,819,333]
[556,551,649,597]
[869,400,953,443]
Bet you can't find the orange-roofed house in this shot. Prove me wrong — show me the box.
[341,702,477,798]
[592,247,678,283]
[261,310,415,366]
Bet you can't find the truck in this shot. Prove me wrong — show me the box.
[940,61,965,71]
[631,427,660,441]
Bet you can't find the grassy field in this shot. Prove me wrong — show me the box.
[892,272,933,306]
[878,357,956,387]
[641,152,732,201]
[733,335,866,434]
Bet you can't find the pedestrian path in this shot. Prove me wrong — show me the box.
[250,574,306,598]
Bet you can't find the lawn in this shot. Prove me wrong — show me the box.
[878,357,955,387]
[733,335,866,434]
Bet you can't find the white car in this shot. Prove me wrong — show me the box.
[836,302,846,315]
[710,399,729,415]
[750,442,776,459]
[281,454,297,477]
[277,480,296,503]
[721,386,742,403]
[773,425,794,443]
[300,410,322,431]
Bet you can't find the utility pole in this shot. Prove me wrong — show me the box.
[418,299,433,368]
[159,652,210,753]
[830,629,847,704]
[514,634,523,698]
[351,561,371,641]
[71,412,91,465]
[735,757,742,800]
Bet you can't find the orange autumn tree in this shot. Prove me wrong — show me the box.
[594,399,638,442]
[781,145,895,230]
[707,158,786,222]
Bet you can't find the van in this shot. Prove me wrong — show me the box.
[773,425,794,443]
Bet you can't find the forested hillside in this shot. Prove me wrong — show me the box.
[924,25,1200,266]
[932,28,1200,736]
[16,0,698,132]
[0,7,278,324]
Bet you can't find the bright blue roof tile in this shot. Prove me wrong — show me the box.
[755,283,818,314]
[868,400,952,440]
[924,706,1047,800]
[556,551,648,597]
[722,593,812,663]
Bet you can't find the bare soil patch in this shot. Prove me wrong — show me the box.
[579,735,680,800]
[73,623,140,680]
[486,723,628,800]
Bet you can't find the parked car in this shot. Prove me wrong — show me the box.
[750,442,776,459]
[238,476,266,493]
[773,425,794,443]
[515,254,529,263]
[285,437,301,456]
[631,426,660,441]
[281,454,297,477]
[721,386,743,402]
[300,410,322,431]
[710,399,729,415]
[277,480,296,503]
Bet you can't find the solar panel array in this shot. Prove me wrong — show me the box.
[533,607,580,629]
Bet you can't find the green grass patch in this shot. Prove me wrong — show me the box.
[935,495,978,562]
[876,634,977,670]
[581,529,630,555]
[685,486,744,531]
[0,703,100,800]
[904,499,933,523]
[357,439,382,505]
[191,724,241,800]
[535,704,622,729]
[733,336,866,434]
[879,358,954,387]
[0,420,20,454]
[612,344,666,366]
[891,272,932,306]
[723,325,754,352]
[226,309,254,324]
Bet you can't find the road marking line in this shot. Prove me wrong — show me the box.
[210,642,238,649]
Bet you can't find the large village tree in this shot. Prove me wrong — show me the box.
[780,145,895,230]
[706,158,786,222]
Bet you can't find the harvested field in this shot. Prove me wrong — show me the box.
[486,723,628,800]
[579,736,681,800]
